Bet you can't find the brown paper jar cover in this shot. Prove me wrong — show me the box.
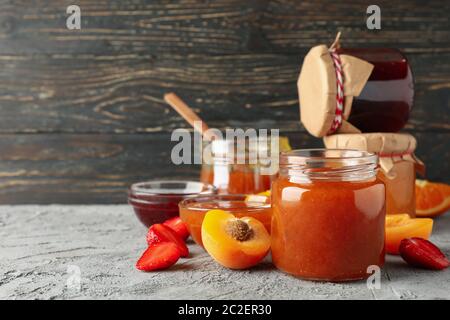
[298,45,373,137]
[323,133,424,217]
[298,45,414,138]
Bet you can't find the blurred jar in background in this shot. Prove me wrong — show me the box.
[324,133,424,217]
[200,136,291,194]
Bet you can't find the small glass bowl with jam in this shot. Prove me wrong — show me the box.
[128,180,216,227]
[179,194,271,247]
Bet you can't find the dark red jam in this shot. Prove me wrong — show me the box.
[336,48,414,133]
[128,181,216,227]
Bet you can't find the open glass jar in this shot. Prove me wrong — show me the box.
[200,137,280,194]
[271,149,386,281]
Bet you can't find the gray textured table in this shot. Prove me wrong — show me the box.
[1,205,449,300]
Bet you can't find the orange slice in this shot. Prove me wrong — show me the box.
[415,179,450,218]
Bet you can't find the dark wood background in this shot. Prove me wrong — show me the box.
[0,0,448,204]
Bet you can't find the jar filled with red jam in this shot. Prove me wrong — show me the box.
[200,138,280,194]
[336,48,414,133]
[299,45,414,137]
[272,149,386,281]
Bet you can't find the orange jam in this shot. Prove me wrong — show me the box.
[200,138,278,194]
[179,194,271,247]
[271,149,386,281]
[200,164,274,194]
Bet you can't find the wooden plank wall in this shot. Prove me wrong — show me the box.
[0,0,448,204]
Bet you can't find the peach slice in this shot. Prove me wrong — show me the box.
[201,209,271,269]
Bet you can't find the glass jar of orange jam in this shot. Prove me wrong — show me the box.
[271,149,386,281]
[200,138,278,194]
[378,161,416,217]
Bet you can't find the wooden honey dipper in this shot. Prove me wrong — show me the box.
[164,92,219,141]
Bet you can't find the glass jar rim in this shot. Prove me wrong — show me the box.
[202,137,276,165]
[205,137,272,152]
[178,194,271,212]
[279,149,378,182]
[129,180,216,197]
[280,148,378,165]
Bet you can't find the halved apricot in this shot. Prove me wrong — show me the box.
[385,214,433,255]
[201,209,271,269]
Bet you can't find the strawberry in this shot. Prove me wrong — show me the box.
[399,238,450,270]
[136,242,180,271]
[146,223,189,257]
[163,217,190,240]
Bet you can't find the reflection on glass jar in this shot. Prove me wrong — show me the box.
[271,149,386,281]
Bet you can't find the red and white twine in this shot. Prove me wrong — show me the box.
[327,49,345,135]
